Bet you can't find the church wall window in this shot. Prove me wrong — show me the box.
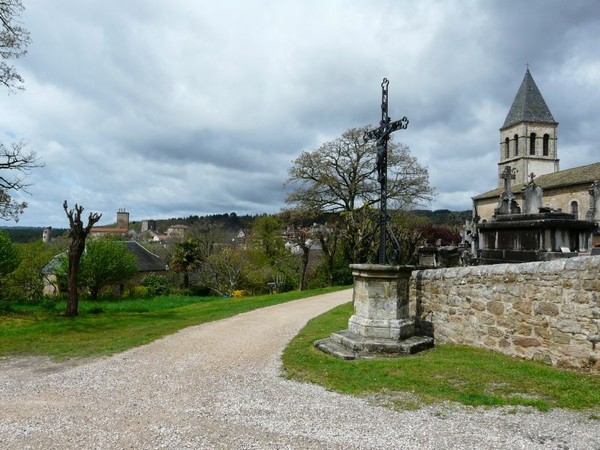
[570,201,579,219]
[505,137,510,159]
[543,134,550,156]
[514,134,519,156]
[529,133,536,155]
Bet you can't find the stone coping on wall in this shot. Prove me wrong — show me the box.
[411,255,600,280]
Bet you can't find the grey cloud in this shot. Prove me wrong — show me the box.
[2,0,600,226]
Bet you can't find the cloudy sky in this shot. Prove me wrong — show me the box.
[2,0,600,228]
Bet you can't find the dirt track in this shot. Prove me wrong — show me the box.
[1,289,598,449]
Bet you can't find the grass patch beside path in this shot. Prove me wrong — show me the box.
[282,302,600,411]
[0,286,347,360]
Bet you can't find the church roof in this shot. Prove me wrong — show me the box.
[473,162,600,200]
[501,70,557,129]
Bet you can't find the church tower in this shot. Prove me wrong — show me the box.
[498,69,559,186]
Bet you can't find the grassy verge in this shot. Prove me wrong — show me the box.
[282,302,600,411]
[0,286,347,359]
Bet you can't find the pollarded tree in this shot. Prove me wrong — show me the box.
[286,126,433,213]
[80,239,138,300]
[63,201,101,316]
[1,2,40,221]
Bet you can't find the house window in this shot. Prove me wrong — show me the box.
[529,133,536,155]
[543,134,550,156]
[514,134,519,156]
[571,201,579,219]
[505,137,510,159]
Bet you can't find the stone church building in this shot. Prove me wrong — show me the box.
[473,69,600,236]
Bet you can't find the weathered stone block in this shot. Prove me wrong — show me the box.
[557,319,581,334]
[471,300,485,311]
[532,352,553,365]
[487,326,505,338]
[534,326,550,340]
[535,302,559,317]
[551,330,570,344]
[513,337,541,347]
[517,323,533,336]
[487,301,504,316]
[513,298,532,315]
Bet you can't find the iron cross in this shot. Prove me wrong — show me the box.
[364,78,409,264]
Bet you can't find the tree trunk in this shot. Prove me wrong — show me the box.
[63,201,102,317]
[66,238,84,317]
[327,255,335,287]
[299,248,310,291]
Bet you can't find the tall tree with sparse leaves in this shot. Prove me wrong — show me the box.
[286,126,433,263]
[286,126,433,213]
[1,1,40,221]
[63,201,101,317]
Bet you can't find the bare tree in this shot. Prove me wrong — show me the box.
[285,224,313,291]
[286,126,433,213]
[63,201,101,317]
[1,0,31,92]
[1,2,39,221]
[0,141,40,221]
[313,222,340,286]
[202,247,246,297]
[286,126,433,263]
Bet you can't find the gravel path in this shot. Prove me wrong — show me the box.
[1,289,599,449]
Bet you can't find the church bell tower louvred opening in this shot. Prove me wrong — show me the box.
[498,69,559,187]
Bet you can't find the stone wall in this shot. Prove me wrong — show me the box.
[409,256,600,370]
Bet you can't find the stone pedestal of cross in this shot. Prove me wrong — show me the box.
[364,78,409,264]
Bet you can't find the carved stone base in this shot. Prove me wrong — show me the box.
[314,264,434,360]
[315,330,433,360]
[348,316,415,340]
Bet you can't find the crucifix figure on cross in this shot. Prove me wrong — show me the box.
[364,78,409,264]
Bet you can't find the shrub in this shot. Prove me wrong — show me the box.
[126,285,152,299]
[140,274,170,296]
[232,290,248,298]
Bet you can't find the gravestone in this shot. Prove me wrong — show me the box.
[522,182,543,214]
[494,166,521,216]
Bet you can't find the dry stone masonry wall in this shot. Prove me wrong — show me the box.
[409,256,600,371]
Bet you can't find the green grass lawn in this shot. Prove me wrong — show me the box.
[281,302,600,412]
[0,287,346,359]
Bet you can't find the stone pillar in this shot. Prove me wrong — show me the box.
[586,181,600,223]
[314,264,433,359]
[347,264,415,340]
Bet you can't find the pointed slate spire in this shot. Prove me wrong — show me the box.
[502,69,557,129]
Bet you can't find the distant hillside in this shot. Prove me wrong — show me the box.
[129,213,257,233]
[0,227,69,243]
[411,209,472,226]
